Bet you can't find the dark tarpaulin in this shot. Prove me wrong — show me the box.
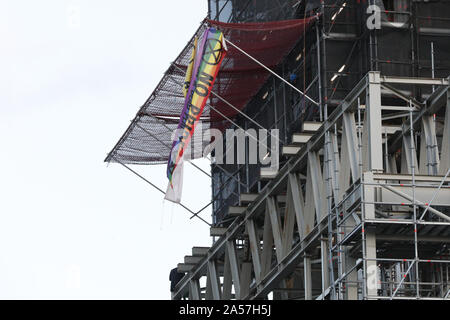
[105,17,315,165]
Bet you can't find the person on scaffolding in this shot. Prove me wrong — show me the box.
[169,267,186,299]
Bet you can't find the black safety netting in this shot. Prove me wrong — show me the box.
[106,17,315,165]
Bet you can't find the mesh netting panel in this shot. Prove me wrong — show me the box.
[208,17,315,125]
[106,17,315,164]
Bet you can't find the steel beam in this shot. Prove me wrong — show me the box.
[366,72,383,171]
[267,197,283,263]
[172,72,450,301]
[189,279,201,300]
[304,255,312,300]
[207,260,222,300]
[440,90,450,174]
[226,240,241,299]
[246,219,262,283]
[380,76,449,86]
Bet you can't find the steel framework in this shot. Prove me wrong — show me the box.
[173,72,450,300]
[207,0,450,225]
[103,0,450,300]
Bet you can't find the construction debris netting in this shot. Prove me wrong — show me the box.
[106,17,315,165]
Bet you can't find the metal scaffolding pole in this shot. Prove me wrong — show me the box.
[172,73,450,301]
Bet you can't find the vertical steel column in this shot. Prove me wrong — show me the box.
[304,255,312,300]
[431,42,435,91]
[226,240,241,299]
[273,78,278,130]
[207,260,222,300]
[246,219,262,283]
[206,273,213,300]
[316,19,323,122]
[420,115,439,175]
[439,88,450,174]
[189,279,201,300]
[363,171,378,298]
[357,97,366,300]
[366,72,383,171]
[409,101,420,298]
[346,257,359,300]
[320,239,330,298]
[239,262,252,299]
[320,5,335,299]
[261,211,274,279]
[245,121,250,192]
[222,250,233,299]
[282,64,288,144]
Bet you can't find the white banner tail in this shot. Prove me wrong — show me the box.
[164,157,184,203]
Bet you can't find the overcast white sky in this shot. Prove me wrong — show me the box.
[0,0,212,299]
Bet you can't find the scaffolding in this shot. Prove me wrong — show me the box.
[208,0,450,226]
[104,0,450,300]
[170,1,450,300]
[173,72,450,300]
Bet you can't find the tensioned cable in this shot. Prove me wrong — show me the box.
[113,156,212,226]
[137,108,248,189]
[170,62,284,145]
[167,72,274,157]
[156,74,251,190]
[419,168,450,221]
[134,122,211,178]
[135,115,247,197]
[224,37,319,106]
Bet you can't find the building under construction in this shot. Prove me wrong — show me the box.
[106,0,450,300]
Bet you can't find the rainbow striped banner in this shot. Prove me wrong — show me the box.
[165,28,227,203]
